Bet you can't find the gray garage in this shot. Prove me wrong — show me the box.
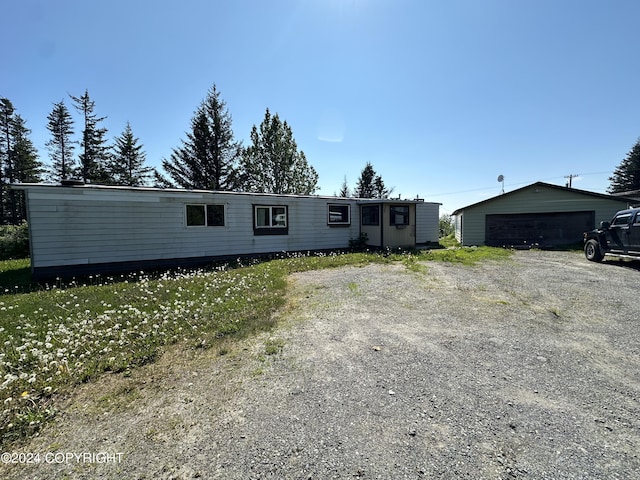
[453,182,637,247]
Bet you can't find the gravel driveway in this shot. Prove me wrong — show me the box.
[4,250,640,479]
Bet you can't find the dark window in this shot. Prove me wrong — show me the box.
[328,204,350,225]
[186,205,206,226]
[186,204,225,227]
[206,205,225,226]
[390,205,410,226]
[361,205,379,226]
[612,214,631,227]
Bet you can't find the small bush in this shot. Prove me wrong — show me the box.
[439,214,454,237]
[349,232,369,250]
[0,222,29,260]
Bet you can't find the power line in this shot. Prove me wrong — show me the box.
[429,171,612,198]
[564,174,579,188]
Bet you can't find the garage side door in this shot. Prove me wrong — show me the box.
[485,211,595,247]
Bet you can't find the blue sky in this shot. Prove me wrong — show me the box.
[3,0,640,215]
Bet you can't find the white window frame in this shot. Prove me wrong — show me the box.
[185,204,225,227]
[254,205,288,229]
[327,204,351,225]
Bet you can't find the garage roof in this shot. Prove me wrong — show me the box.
[452,181,637,215]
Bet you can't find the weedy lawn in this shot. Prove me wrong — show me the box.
[0,246,510,447]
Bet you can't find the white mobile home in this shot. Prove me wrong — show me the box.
[12,184,440,280]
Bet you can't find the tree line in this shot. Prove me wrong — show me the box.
[4,80,640,227]
[0,84,397,226]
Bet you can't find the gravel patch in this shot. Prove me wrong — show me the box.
[3,250,639,479]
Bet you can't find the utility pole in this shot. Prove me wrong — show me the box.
[565,174,579,188]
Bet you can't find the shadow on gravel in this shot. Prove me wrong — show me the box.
[599,258,640,272]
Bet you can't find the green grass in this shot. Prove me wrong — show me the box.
[421,245,513,265]
[438,233,460,248]
[347,281,360,293]
[0,247,511,447]
[0,258,31,292]
[264,337,286,355]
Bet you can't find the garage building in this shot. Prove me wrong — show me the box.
[453,182,637,247]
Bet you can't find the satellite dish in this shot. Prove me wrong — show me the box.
[497,175,504,182]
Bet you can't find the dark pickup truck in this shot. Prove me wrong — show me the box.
[584,207,640,262]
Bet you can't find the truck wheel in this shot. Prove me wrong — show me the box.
[584,239,604,262]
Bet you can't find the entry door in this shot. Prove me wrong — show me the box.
[360,204,382,247]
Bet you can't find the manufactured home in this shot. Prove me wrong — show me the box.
[12,183,440,280]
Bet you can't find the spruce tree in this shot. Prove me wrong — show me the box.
[355,162,376,198]
[46,100,76,182]
[110,122,152,186]
[239,108,318,195]
[0,98,13,222]
[373,175,392,199]
[608,138,640,193]
[0,98,43,223]
[70,89,111,184]
[339,175,350,197]
[160,84,242,190]
[355,162,392,199]
[6,115,43,222]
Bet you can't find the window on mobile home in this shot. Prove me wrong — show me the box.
[328,204,350,225]
[254,205,288,232]
[390,205,410,226]
[186,204,225,226]
[361,205,379,225]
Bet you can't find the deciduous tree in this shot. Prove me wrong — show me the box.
[239,108,318,195]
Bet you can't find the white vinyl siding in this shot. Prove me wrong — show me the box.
[19,186,377,270]
[416,202,440,243]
